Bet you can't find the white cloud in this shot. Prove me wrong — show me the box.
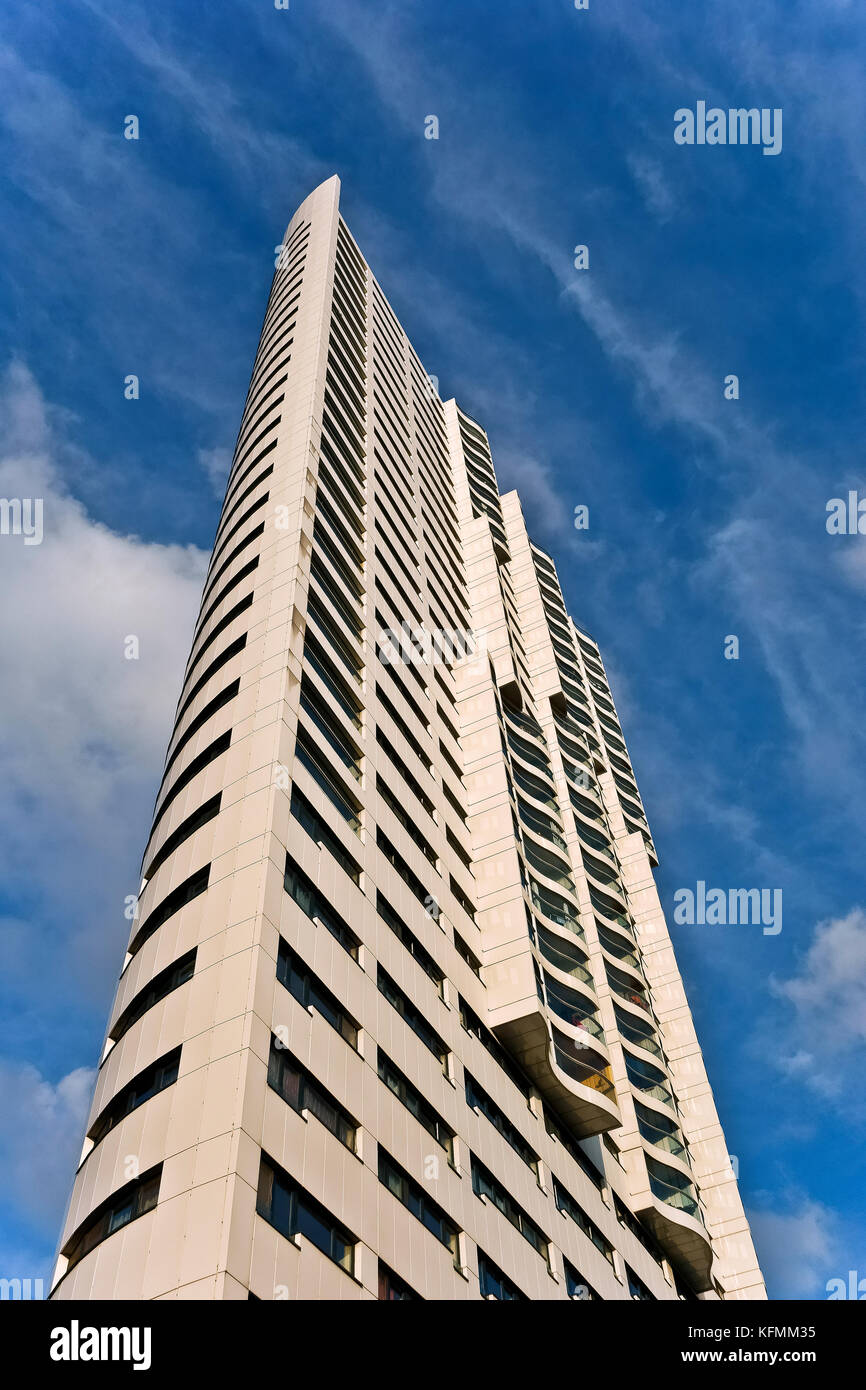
[0,1061,95,1240]
[747,1197,842,1299]
[198,445,231,497]
[772,908,866,1074]
[626,152,676,223]
[0,360,207,1002]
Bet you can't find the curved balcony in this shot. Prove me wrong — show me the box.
[542,970,604,1041]
[634,1101,691,1165]
[536,923,595,992]
[613,1004,666,1062]
[624,1049,676,1110]
[529,878,585,942]
[492,1005,620,1139]
[635,1158,714,1293]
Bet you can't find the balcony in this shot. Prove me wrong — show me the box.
[634,1157,714,1292]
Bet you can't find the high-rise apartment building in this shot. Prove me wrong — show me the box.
[51,177,764,1302]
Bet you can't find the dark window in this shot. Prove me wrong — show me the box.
[291,786,361,884]
[129,865,210,956]
[377,1050,453,1157]
[470,1156,549,1261]
[563,1258,601,1301]
[465,1073,538,1174]
[143,794,221,884]
[552,1177,614,1264]
[109,950,196,1047]
[267,1037,356,1150]
[377,966,447,1068]
[376,893,443,993]
[626,1264,656,1300]
[256,1154,355,1274]
[277,940,358,1048]
[63,1167,161,1272]
[478,1252,527,1301]
[89,1049,181,1146]
[459,997,531,1100]
[378,1261,421,1301]
[377,1149,460,1266]
[284,855,360,959]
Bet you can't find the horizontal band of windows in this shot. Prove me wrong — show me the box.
[198,523,264,613]
[375,727,434,817]
[303,631,363,728]
[256,1153,355,1275]
[227,391,283,486]
[159,680,239,801]
[290,785,361,885]
[233,370,289,460]
[62,1166,162,1274]
[465,1072,539,1174]
[89,1047,181,1147]
[277,939,358,1048]
[129,864,210,958]
[471,1155,549,1261]
[315,488,365,570]
[184,593,253,691]
[310,556,364,643]
[148,730,232,847]
[378,1261,421,1301]
[377,964,447,1067]
[376,768,437,861]
[205,492,269,582]
[268,1036,356,1151]
[553,1175,615,1263]
[243,331,295,416]
[223,426,280,512]
[377,828,435,914]
[295,727,362,832]
[284,853,360,959]
[299,679,363,780]
[211,462,275,560]
[142,792,222,884]
[191,553,258,653]
[378,1149,460,1268]
[459,995,532,1100]
[306,594,363,685]
[109,951,196,1049]
[478,1251,527,1302]
[377,1048,453,1157]
[376,891,443,991]
[173,629,246,736]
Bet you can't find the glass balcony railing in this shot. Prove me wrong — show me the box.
[647,1159,702,1223]
[552,1032,616,1100]
[543,974,604,1040]
[635,1104,690,1161]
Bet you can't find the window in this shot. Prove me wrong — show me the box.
[295,726,362,831]
[109,950,196,1047]
[378,1261,420,1301]
[291,786,361,884]
[377,1149,460,1267]
[465,1074,538,1175]
[478,1252,527,1301]
[277,940,358,1048]
[563,1258,600,1301]
[377,829,432,908]
[377,966,447,1068]
[377,1050,454,1158]
[267,1037,356,1150]
[89,1049,181,1146]
[376,893,444,993]
[284,855,360,959]
[470,1156,549,1261]
[459,997,531,1100]
[130,865,210,957]
[256,1154,355,1274]
[552,1177,614,1264]
[626,1264,656,1300]
[63,1167,161,1272]
[613,1194,665,1265]
[143,793,222,884]
[454,932,481,977]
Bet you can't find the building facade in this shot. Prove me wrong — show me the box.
[50,176,765,1302]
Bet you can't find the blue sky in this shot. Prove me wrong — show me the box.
[0,0,864,1300]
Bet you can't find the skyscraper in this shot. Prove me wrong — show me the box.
[50,176,764,1302]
